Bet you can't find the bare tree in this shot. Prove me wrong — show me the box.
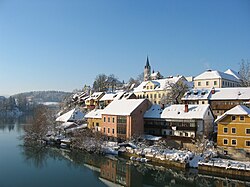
[93,74,108,92]
[239,59,250,87]
[161,81,189,105]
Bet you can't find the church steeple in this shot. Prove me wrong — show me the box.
[144,56,151,81]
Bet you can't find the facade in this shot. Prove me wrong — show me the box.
[194,69,240,89]
[216,105,250,150]
[182,87,250,118]
[101,99,151,139]
[134,76,187,105]
[85,109,102,131]
[144,104,214,139]
[85,92,105,110]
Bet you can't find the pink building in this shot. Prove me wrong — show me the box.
[101,99,151,140]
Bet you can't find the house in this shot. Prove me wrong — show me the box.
[194,69,240,89]
[85,92,105,110]
[85,109,102,132]
[133,76,188,105]
[101,99,151,140]
[216,105,250,150]
[182,87,250,118]
[144,104,214,140]
[56,108,85,123]
[99,92,136,108]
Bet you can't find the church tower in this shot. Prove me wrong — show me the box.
[144,56,151,81]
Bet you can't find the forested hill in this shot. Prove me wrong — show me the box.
[13,91,72,103]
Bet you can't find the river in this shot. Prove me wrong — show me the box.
[0,116,249,187]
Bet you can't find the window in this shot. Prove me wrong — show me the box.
[198,82,201,86]
[150,86,153,89]
[231,127,236,134]
[108,128,110,133]
[231,116,236,121]
[104,117,106,122]
[214,81,217,86]
[112,117,115,123]
[246,129,250,134]
[150,94,152,98]
[117,116,127,124]
[240,116,244,121]
[231,139,237,146]
[158,93,161,98]
[223,127,228,134]
[96,123,99,127]
[246,141,250,147]
[108,117,110,122]
[154,94,157,98]
[112,129,114,134]
[103,127,106,133]
[202,101,205,104]
[223,139,228,145]
[206,81,209,86]
[185,132,189,137]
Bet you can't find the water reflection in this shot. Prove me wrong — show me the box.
[0,115,33,132]
[20,145,250,187]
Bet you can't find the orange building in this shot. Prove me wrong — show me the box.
[216,105,250,150]
[101,99,151,140]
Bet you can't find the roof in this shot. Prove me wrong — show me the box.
[133,76,183,93]
[99,93,116,101]
[85,109,103,119]
[86,92,104,101]
[144,105,163,118]
[102,99,147,116]
[224,69,240,80]
[182,87,250,101]
[194,70,240,82]
[161,104,210,119]
[182,89,211,101]
[215,105,250,123]
[56,108,85,122]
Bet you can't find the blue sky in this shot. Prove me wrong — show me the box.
[0,0,249,95]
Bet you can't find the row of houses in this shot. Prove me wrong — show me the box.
[66,59,250,153]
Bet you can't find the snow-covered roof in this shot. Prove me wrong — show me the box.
[215,105,250,123]
[182,89,211,101]
[161,104,210,119]
[85,109,103,119]
[144,105,163,118]
[209,87,250,100]
[182,87,250,101]
[194,70,240,82]
[99,93,116,101]
[133,76,183,93]
[102,99,147,116]
[56,108,85,122]
[86,92,104,101]
[224,69,240,80]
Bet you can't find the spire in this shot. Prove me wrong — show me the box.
[145,56,150,67]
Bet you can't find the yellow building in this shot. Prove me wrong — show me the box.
[133,76,187,105]
[85,92,104,110]
[85,109,102,132]
[194,69,240,89]
[216,105,250,150]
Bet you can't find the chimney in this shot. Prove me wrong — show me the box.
[211,87,215,94]
[184,103,188,113]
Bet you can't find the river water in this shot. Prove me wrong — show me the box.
[0,116,249,187]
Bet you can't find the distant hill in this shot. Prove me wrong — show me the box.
[13,91,72,103]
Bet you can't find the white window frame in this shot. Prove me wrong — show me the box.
[223,127,228,134]
[231,139,237,146]
[223,138,228,145]
[231,127,236,134]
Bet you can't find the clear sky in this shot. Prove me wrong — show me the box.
[0,0,249,95]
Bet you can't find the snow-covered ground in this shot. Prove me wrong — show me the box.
[199,158,250,171]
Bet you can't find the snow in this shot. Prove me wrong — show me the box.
[224,69,240,79]
[99,93,117,101]
[199,158,250,171]
[101,99,146,115]
[194,70,240,82]
[143,134,162,141]
[182,87,250,101]
[144,105,163,119]
[56,108,85,122]
[133,76,182,92]
[215,105,250,123]
[161,104,210,119]
[85,109,103,119]
[85,92,104,101]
